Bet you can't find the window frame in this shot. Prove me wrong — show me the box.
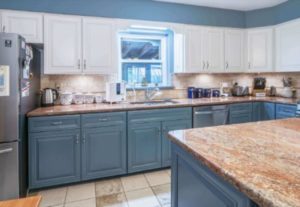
[118,32,169,87]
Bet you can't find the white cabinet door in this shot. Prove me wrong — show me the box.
[185,26,205,73]
[203,28,224,72]
[225,29,245,72]
[44,15,82,74]
[276,19,300,72]
[1,11,43,43]
[247,28,273,72]
[82,18,116,74]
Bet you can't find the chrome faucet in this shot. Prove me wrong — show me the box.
[145,85,162,101]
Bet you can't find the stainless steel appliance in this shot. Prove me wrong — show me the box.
[0,33,41,200]
[220,82,232,97]
[41,88,58,106]
[193,105,229,128]
[232,83,249,96]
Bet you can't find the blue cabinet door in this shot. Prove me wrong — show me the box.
[229,103,253,124]
[263,102,275,120]
[128,122,161,173]
[29,130,81,189]
[276,104,297,119]
[162,119,192,167]
[81,125,127,180]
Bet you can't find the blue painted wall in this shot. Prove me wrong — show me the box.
[0,0,300,28]
[0,0,245,28]
[245,0,300,27]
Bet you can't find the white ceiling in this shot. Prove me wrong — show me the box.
[154,0,288,11]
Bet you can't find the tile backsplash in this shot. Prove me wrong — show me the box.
[41,72,300,99]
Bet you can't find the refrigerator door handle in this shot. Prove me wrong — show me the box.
[0,148,13,154]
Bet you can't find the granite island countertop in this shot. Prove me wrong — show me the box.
[27,96,298,117]
[168,118,300,207]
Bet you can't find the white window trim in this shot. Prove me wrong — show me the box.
[118,33,168,87]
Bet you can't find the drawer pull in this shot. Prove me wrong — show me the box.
[51,121,63,125]
[0,148,13,154]
[98,118,108,122]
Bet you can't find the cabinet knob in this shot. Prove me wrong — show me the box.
[77,60,81,70]
[226,62,229,69]
[76,135,79,144]
[2,26,6,33]
[84,60,87,70]
[207,61,209,69]
[248,62,251,69]
[203,61,205,70]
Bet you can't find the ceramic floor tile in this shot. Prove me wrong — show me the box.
[96,193,128,207]
[38,187,67,207]
[95,178,123,197]
[121,174,149,192]
[125,188,160,207]
[66,183,96,203]
[144,171,170,187]
[152,184,171,206]
[65,198,96,207]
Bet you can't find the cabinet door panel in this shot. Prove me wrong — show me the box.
[44,15,82,74]
[82,126,126,180]
[162,119,192,167]
[205,28,224,72]
[185,26,205,73]
[128,122,161,173]
[276,20,300,72]
[29,130,81,189]
[247,28,273,72]
[2,11,43,43]
[83,18,116,74]
[225,29,244,72]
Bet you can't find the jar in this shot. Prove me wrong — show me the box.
[203,89,212,98]
[60,92,73,105]
[84,94,95,104]
[187,87,195,99]
[73,93,85,105]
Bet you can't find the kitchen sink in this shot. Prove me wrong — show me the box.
[130,99,179,105]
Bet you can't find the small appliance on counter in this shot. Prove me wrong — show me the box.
[253,77,266,97]
[212,89,220,97]
[220,82,232,97]
[232,83,249,97]
[41,88,58,107]
[105,82,126,103]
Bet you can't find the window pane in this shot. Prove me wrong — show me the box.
[121,38,161,60]
[122,63,163,85]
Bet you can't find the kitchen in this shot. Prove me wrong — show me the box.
[0,0,299,207]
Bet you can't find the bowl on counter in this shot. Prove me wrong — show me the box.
[73,93,85,105]
[60,92,73,105]
[84,94,95,104]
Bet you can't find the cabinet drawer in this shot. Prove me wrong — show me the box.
[276,104,297,119]
[29,115,81,132]
[82,112,126,128]
[128,107,192,124]
[230,103,252,114]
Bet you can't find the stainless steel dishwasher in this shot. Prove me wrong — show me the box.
[193,105,229,128]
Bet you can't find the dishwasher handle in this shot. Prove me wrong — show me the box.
[194,111,213,115]
[0,148,13,154]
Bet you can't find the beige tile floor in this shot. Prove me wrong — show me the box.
[36,169,171,207]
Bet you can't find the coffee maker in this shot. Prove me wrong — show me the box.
[253,78,266,97]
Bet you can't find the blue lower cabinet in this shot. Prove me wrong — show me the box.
[81,125,127,181]
[276,104,297,119]
[252,102,275,121]
[172,144,258,207]
[162,119,192,167]
[229,103,253,124]
[29,130,81,189]
[128,122,162,173]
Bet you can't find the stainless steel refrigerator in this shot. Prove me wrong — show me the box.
[0,33,41,200]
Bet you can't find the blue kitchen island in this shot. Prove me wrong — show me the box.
[168,119,300,207]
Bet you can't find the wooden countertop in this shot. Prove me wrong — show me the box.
[27,97,298,117]
[168,118,300,207]
[0,196,41,207]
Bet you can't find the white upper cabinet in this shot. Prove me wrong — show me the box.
[224,29,245,72]
[44,15,82,74]
[185,26,205,73]
[203,28,224,72]
[82,18,116,74]
[1,11,43,43]
[276,19,300,72]
[246,28,273,72]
